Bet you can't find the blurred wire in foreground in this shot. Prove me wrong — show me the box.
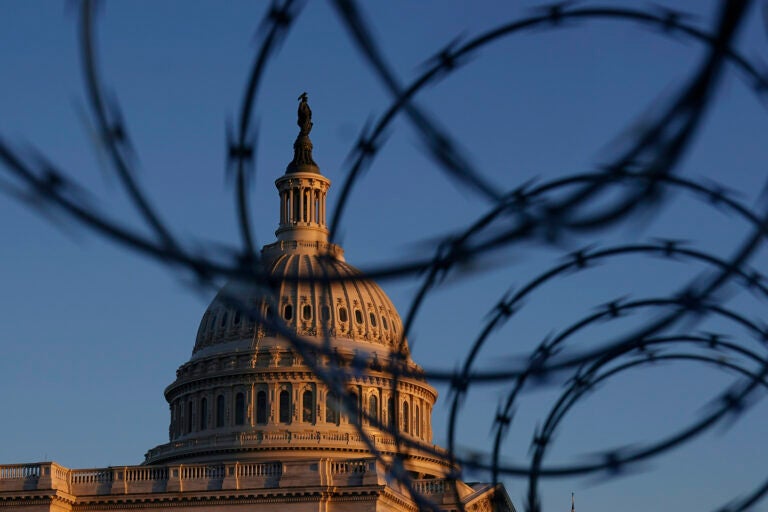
[1,1,768,511]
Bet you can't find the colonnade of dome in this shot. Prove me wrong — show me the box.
[166,364,434,440]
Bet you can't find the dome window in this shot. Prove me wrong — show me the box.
[256,391,268,424]
[368,395,378,424]
[302,304,312,321]
[200,398,208,431]
[415,405,421,437]
[369,312,377,327]
[402,401,409,434]
[233,311,241,325]
[302,390,314,423]
[279,390,291,424]
[321,305,331,322]
[382,316,388,330]
[220,312,228,328]
[235,393,245,425]
[338,307,348,323]
[326,392,340,424]
[283,304,293,321]
[387,397,394,428]
[187,400,194,434]
[354,309,363,324]
[215,395,225,428]
[171,402,183,439]
[348,391,360,425]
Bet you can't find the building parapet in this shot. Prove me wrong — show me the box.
[0,459,479,508]
[0,459,405,496]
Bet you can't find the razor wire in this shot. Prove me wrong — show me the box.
[1,1,768,511]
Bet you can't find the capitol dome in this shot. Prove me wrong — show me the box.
[144,96,448,479]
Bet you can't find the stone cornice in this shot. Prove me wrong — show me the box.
[73,486,383,510]
[144,432,452,469]
[0,491,75,506]
[166,367,436,403]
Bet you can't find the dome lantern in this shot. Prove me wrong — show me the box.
[275,93,330,243]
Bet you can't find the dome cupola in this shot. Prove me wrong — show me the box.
[274,92,330,243]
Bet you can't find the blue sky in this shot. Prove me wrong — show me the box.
[1,1,768,511]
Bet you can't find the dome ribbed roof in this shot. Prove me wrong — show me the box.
[192,240,407,361]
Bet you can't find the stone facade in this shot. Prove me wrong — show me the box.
[0,97,514,512]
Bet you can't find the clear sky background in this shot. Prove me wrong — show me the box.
[1,1,768,511]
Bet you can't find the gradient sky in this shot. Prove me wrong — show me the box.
[1,2,768,511]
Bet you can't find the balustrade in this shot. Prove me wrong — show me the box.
[330,460,370,474]
[125,467,168,481]
[71,469,112,484]
[0,464,40,479]
[180,464,225,480]
[236,462,282,478]
[412,479,446,495]
[52,464,69,482]
[0,457,410,496]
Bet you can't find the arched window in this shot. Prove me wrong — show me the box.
[326,392,340,424]
[283,304,293,321]
[382,316,388,330]
[187,400,193,433]
[200,398,208,431]
[354,309,363,324]
[220,311,228,327]
[402,401,409,433]
[235,392,245,425]
[233,310,241,325]
[216,395,225,428]
[415,405,421,437]
[279,390,291,423]
[302,390,314,423]
[369,312,377,327]
[387,397,394,428]
[256,391,267,424]
[302,304,312,321]
[338,307,348,323]
[368,395,378,425]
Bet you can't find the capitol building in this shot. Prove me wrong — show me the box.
[0,97,513,512]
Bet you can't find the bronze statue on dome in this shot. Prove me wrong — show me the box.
[297,92,312,136]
